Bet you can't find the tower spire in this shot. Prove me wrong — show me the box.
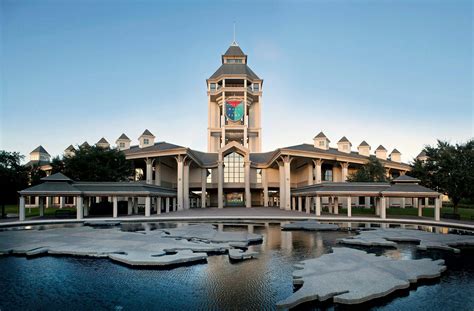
[231,21,238,46]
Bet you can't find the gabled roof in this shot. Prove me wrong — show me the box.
[393,175,420,183]
[80,142,90,148]
[41,172,72,182]
[390,148,401,154]
[97,137,109,144]
[65,145,75,152]
[189,150,218,166]
[376,145,387,151]
[140,129,155,137]
[223,45,245,57]
[209,64,260,80]
[124,142,185,155]
[313,131,328,139]
[417,151,427,158]
[250,152,276,164]
[31,145,49,155]
[358,141,370,147]
[338,136,351,143]
[117,133,131,141]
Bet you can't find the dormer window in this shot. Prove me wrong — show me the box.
[144,138,149,145]
[119,142,125,148]
[319,141,325,147]
[343,145,348,150]
[226,59,243,64]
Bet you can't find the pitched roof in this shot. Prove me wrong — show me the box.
[313,131,327,139]
[393,175,420,183]
[117,133,131,141]
[124,142,185,155]
[97,137,109,144]
[189,150,218,166]
[338,136,351,143]
[80,142,90,148]
[209,64,260,80]
[223,45,245,57]
[31,145,49,155]
[140,129,155,137]
[41,172,72,182]
[376,145,387,151]
[358,141,370,147]
[390,148,401,154]
[417,151,427,158]
[65,145,75,152]
[250,152,276,164]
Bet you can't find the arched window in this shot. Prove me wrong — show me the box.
[224,152,245,183]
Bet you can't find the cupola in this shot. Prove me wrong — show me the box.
[375,145,387,160]
[313,132,330,150]
[357,141,371,157]
[116,133,131,151]
[337,136,352,153]
[139,129,155,148]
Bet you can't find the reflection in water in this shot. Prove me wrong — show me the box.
[0,222,473,310]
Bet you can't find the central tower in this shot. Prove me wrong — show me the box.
[207,42,263,152]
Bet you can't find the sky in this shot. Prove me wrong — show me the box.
[1,0,472,163]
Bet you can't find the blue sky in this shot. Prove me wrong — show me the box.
[1,0,472,163]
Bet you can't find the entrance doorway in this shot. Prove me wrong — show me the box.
[225,192,244,207]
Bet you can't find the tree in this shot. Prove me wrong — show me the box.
[0,151,29,217]
[63,145,133,181]
[409,139,474,214]
[50,156,65,174]
[347,157,387,182]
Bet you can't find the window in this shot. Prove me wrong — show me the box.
[226,59,243,64]
[144,138,149,145]
[256,169,262,184]
[224,152,245,183]
[343,144,348,150]
[206,169,212,183]
[210,83,216,90]
[323,169,333,182]
[119,142,125,148]
[319,141,325,147]
[252,83,259,91]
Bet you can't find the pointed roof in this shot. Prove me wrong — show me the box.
[117,133,131,141]
[80,141,90,148]
[223,45,245,57]
[338,136,351,143]
[376,145,387,151]
[393,175,420,184]
[97,137,109,144]
[40,172,72,182]
[390,148,401,154]
[65,145,75,152]
[358,141,370,147]
[417,151,427,158]
[314,131,328,139]
[31,145,49,155]
[140,129,155,137]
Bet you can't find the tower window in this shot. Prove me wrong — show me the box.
[224,152,245,183]
[210,83,216,90]
[226,59,243,64]
[252,83,259,91]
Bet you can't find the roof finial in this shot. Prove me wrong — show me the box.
[231,21,238,46]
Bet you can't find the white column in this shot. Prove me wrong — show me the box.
[401,197,406,209]
[146,158,154,184]
[113,196,118,218]
[262,169,269,207]
[154,161,161,186]
[60,196,65,209]
[127,197,133,215]
[307,163,313,185]
[96,196,100,203]
[425,197,429,208]
[315,196,321,216]
[83,197,89,217]
[380,197,387,219]
[435,196,441,221]
[46,196,51,208]
[347,196,352,217]
[334,197,339,214]
[418,198,422,217]
[298,196,302,212]
[176,156,184,211]
[201,169,207,208]
[218,160,224,209]
[157,197,162,214]
[39,197,44,217]
[375,198,380,216]
[19,196,25,221]
[279,162,285,210]
[341,162,349,182]
[183,162,190,209]
[365,196,370,209]
[76,196,83,220]
[305,196,311,214]
[165,197,170,213]
[145,196,151,217]
[284,157,291,210]
[314,159,323,184]
[245,161,251,208]
[292,196,296,210]
[133,197,138,214]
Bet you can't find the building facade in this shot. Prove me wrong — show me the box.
[29,42,417,211]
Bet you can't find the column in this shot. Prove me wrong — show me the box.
[183,162,190,209]
[347,196,352,217]
[145,196,151,217]
[262,169,269,207]
[334,197,339,214]
[157,197,162,214]
[245,161,251,208]
[19,196,25,221]
[165,197,170,213]
[401,197,406,209]
[418,198,422,217]
[133,197,138,214]
[435,195,441,221]
[76,196,83,220]
[46,196,51,208]
[39,197,44,217]
[315,196,321,216]
[113,196,118,218]
[96,197,100,203]
[278,162,285,210]
[305,196,311,214]
[298,196,302,212]
[201,169,207,208]
[283,157,291,210]
[292,196,296,211]
[172,197,177,211]
[60,196,65,209]
[313,159,323,184]
[145,158,154,184]
[425,197,429,208]
[218,160,224,209]
[380,197,387,219]
[84,197,89,217]
[176,156,184,211]
[127,197,133,215]
[365,196,370,209]
[340,162,349,182]
[307,163,313,185]
[154,160,161,186]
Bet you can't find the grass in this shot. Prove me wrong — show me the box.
[1,204,76,218]
[339,206,474,221]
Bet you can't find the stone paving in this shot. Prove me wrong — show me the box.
[276,247,446,309]
[0,224,262,267]
[281,220,339,231]
[339,228,474,253]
